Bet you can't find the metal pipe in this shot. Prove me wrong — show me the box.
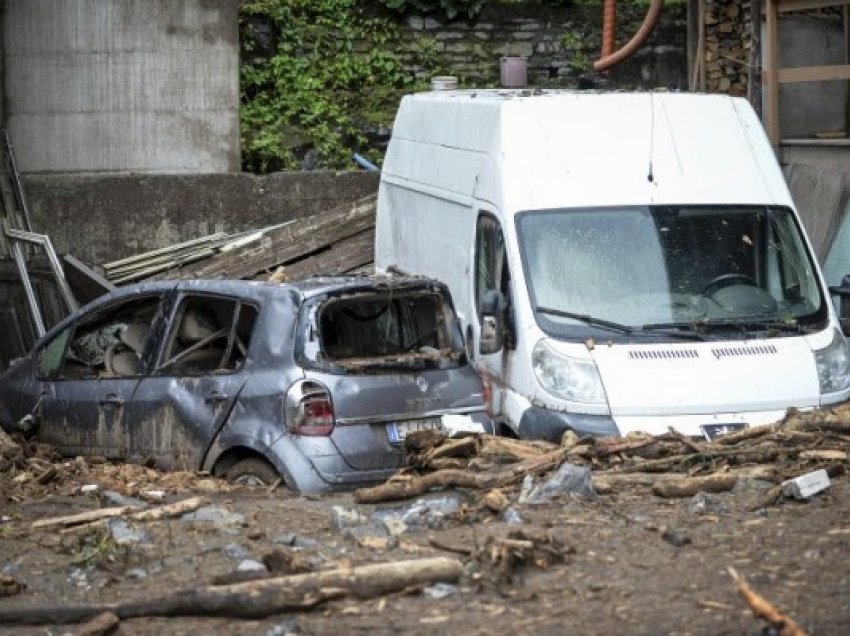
[601,0,617,59]
[594,0,664,72]
[353,153,379,172]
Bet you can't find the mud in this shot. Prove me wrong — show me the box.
[1,459,849,635]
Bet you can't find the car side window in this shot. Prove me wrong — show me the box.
[475,213,511,315]
[159,295,258,376]
[42,296,163,380]
[36,326,72,379]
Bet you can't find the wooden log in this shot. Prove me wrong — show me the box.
[278,229,374,282]
[34,496,206,530]
[424,436,479,462]
[32,507,132,530]
[728,567,807,636]
[72,611,119,636]
[651,474,738,498]
[354,469,484,504]
[0,557,463,625]
[127,496,206,521]
[479,436,558,461]
[355,448,569,504]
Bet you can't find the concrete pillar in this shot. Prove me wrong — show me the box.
[2,0,240,174]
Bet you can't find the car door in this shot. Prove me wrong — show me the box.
[34,294,165,459]
[123,293,259,470]
[471,211,514,421]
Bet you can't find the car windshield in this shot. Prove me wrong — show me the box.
[517,205,827,337]
[302,290,466,372]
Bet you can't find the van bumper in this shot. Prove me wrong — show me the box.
[518,407,619,442]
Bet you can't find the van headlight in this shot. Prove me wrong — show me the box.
[532,339,606,404]
[815,328,850,394]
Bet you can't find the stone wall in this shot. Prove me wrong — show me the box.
[388,2,688,89]
[22,171,379,265]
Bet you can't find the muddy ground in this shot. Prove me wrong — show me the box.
[1,451,849,635]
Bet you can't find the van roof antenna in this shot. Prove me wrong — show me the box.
[647,93,655,183]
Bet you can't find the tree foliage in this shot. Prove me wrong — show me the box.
[240,0,414,173]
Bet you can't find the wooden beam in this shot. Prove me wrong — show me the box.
[776,64,850,83]
[764,0,780,146]
[778,0,850,12]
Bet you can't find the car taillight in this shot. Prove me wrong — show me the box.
[285,380,335,436]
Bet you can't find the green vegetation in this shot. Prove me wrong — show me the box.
[240,0,417,173]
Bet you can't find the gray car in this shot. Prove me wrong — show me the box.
[0,276,491,492]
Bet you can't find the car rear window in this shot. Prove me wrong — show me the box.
[310,291,465,372]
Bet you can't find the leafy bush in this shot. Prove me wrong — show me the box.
[240,0,414,173]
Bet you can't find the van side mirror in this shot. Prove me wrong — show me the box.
[829,274,850,336]
[479,290,506,355]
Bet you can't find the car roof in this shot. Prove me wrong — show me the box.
[112,274,447,303]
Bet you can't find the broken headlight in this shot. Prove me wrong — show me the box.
[532,339,606,404]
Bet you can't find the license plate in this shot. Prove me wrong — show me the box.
[701,423,747,441]
[386,418,443,444]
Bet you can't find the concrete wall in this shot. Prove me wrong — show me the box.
[21,171,380,265]
[3,0,240,174]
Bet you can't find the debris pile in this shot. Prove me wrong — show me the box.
[102,194,376,284]
[355,405,850,506]
[0,433,232,502]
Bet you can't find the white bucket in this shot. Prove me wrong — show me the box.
[431,76,458,91]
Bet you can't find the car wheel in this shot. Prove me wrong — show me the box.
[225,457,281,487]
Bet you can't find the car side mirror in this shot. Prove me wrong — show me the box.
[479,290,506,355]
[829,274,850,336]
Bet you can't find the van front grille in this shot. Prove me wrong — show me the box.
[711,344,778,359]
[628,349,699,360]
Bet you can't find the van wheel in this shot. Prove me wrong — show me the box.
[225,457,281,487]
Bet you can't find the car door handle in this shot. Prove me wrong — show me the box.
[205,391,228,404]
[99,394,125,407]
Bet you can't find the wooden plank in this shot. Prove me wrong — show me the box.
[280,229,375,281]
[778,0,850,12]
[764,0,780,146]
[167,194,376,281]
[776,64,850,83]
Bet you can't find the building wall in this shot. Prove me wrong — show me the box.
[21,171,380,265]
[3,0,241,174]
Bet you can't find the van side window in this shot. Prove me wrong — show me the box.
[475,214,511,314]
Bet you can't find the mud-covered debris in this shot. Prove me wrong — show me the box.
[423,582,458,599]
[661,527,692,548]
[526,462,595,503]
[483,489,509,512]
[0,573,25,596]
[180,506,246,530]
[262,548,314,575]
[237,559,267,573]
[331,505,368,530]
[475,528,572,584]
[105,519,150,546]
[781,469,830,500]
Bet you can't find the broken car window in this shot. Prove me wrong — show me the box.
[39,295,163,379]
[315,292,462,371]
[160,295,257,375]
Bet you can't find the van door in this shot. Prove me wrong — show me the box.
[472,211,514,426]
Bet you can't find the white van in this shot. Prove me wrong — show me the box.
[375,89,850,441]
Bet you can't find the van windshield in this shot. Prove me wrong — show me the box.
[517,206,827,337]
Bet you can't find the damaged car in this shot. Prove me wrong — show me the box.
[0,276,491,493]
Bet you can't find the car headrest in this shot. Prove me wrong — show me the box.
[179,309,217,344]
[120,323,149,354]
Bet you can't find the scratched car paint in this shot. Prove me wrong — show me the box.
[0,276,491,492]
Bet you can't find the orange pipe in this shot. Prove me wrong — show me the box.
[594,0,663,72]
[601,0,616,59]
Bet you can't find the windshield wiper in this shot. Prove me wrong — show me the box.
[637,322,708,341]
[536,306,633,334]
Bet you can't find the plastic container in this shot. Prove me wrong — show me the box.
[500,56,528,88]
[431,76,458,91]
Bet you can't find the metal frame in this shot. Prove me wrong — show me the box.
[5,223,79,337]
